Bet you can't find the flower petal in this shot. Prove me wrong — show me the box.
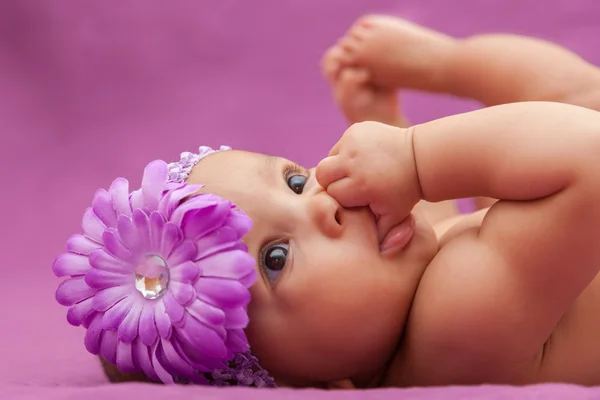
[56,277,97,306]
[225,208,253,239]
[138,302,158,347]
[66,234,102,256]
[239,269,258,288]
[149,212,165,253]
[157,184,201,219]
[92,189,117,228]
[92,285,130,312]
[85,269,129,289]
[169,340,206,373]
[82,208,105,243]
[181,202,231,241]
[165,182,184,191]
[152,344,174,384]
[66,297,95,326]
[194,226,239,260]
[175,314,227,359]
[103,230,134,264]
[116,341,136,373]
[53,253,92,277]
[170,261,199,284]
[167,241,196,267]
[142,160,168,211]
[197,249,255,280]
[224,307,249,329]
[226,329,250,354]
[81,310,99,329]
[116,214,139,253]
[133,209,151,251]
[169,196,220,227]
[187,299,225,327]
[155,300,172,339]
[133,339,159,382]
[102,296,133,331]
[194,277,250,309]
[110,177,132,217]
[169,281,195,306]
[161,222,182,258]
[173,335,226,371]
[89,249,131,273]
[153,343,174,377]
[170,341,220,384]
[84,314,103,355]
[100,329,119,365]
[118,301,143,343]
[130,189,144,212]
[163,291,185,324]
[158,339,196,379]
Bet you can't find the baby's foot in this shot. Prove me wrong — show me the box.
[325,62,407,126]
[328,15,456,91]
[322,45,407,125]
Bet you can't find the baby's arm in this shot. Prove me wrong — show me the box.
[412,101,600,380]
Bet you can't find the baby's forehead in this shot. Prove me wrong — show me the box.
[191,150,260,178]
[187,150,275,207]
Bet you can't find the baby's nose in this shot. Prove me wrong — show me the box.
[307,190,343,238]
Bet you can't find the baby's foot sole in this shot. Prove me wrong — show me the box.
[335,15,457,91]
[334,67,407,126]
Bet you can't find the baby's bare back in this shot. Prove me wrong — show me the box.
[386,209,600,387]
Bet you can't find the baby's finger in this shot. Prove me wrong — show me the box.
[326,177,367,208]
[328,139,343,157]
[376,213,402,244]
[316,155,348,188]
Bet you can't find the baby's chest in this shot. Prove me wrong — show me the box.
[392,272,600,387]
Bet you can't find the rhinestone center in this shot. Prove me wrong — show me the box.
[134,255,170,299]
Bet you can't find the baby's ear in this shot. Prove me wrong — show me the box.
[327,379,355,390]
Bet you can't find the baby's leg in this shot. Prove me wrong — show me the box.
[324,15,600,109]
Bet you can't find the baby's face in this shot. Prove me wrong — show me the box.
[188,150,437,387]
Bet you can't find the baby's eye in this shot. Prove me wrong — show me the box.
[287,175,307,194]
[262,243,288,284]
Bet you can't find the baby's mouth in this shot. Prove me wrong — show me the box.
[378,214,415,256]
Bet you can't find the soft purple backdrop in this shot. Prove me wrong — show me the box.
[2,0,600,398]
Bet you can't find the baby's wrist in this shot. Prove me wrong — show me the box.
[406,126,425,205]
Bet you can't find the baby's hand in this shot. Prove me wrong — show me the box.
[316,121,422,241]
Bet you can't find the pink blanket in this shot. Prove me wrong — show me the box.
[1,384,598,399]
[2,0,600,398]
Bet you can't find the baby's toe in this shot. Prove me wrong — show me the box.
[322,45,346,83]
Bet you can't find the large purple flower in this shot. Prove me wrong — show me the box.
[52,160,258,384]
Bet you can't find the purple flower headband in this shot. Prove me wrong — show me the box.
[53,145,276,387]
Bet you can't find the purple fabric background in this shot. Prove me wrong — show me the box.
[2,0,600,398]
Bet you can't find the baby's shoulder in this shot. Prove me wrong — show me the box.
[404,209,491,349]
[397,206,546,382]
[410,211,490,340]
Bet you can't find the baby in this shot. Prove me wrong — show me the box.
[93,17,600,388]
